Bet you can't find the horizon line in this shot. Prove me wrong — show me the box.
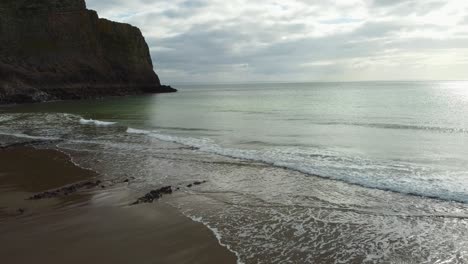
[167,79,468,86]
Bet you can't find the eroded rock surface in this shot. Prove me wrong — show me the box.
[0,0,176,104]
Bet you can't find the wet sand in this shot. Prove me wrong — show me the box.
[0,146,237,264]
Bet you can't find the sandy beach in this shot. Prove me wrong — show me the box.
[0,145,237,264]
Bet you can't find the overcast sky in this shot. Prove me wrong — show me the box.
[86,0,468,83]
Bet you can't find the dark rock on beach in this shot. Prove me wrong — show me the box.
[0,0,176,104]
[131,186,173,205]
[193,180,207,186]
[187,180,208,188]
[28,180,102,200]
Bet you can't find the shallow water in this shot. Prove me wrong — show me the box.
[1,81,468,263]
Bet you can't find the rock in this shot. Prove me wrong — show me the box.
[131,181,207,205]
[161,85,176,91]
[158,186,173,194]
[0,0,176,104]
[131,186,173,205]
[187,180,207,188]
[123,179,129,183]
[28,180,102,200]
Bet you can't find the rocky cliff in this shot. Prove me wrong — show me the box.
[0,0,176,104]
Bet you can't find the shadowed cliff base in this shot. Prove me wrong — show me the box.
[0,0,176,104]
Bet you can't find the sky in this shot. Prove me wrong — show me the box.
[86,0,468,83]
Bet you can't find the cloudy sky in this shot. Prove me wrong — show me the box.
[86,0,468,83]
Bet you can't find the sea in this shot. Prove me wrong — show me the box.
[1,81,468,263]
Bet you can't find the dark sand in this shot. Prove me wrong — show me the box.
[0,146,237,264]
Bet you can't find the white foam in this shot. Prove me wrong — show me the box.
[0,115,15,123]
[126,128,151,134]
[126,127,468,204]
[187,215,245,264]
[79,118,116,126]
[0,131,61,141]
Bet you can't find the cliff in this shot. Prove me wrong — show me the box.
[0,0,176,104]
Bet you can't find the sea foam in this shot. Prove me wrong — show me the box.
[126,128,151,134]
[0,116,15,123]
[0,131,61,141]
[186,215,245,264]
[126,127,468,204]
[79,118,116,126]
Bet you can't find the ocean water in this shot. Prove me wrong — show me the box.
[1,81,468,263]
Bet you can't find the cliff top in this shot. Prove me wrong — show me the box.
[0,0,86,11]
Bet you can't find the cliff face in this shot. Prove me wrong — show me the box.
[0,0,175,104]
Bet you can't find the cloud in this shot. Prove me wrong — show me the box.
[86,0,468,83]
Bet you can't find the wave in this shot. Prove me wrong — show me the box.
[318,121,468,134]
[126,127,468,204]
[0,131,61,141]
[151,126,228,132]
[2,123,467,204]
[216,110,276,115]
[79,118,116,126]
[187,215,244,264]
[0,115,16,123]
[127,128,151,134]
[238,140,314,148]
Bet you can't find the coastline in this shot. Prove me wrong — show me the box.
[0,145,237,264]
[2,95,468,263]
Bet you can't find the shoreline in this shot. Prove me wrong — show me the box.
[1,122,468,206]
[0,88,177,107]
[2,106,468,263]
[0,145,237,264]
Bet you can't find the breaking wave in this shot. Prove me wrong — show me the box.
[79,118,117,126]
[126,127,468,204]
[316,121,468,134]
